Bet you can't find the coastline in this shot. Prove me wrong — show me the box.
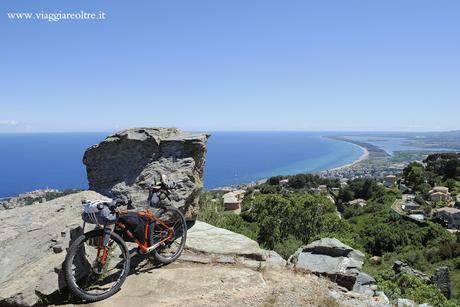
[210,136,373,190]
[327,144,369,172]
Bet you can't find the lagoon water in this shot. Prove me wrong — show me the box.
[0,132,364,197]
[343,135,455,155]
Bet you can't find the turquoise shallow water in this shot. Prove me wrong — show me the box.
[0,132,363,197]
[204,132,363,188]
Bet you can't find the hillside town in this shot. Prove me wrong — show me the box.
[219,153,460,234]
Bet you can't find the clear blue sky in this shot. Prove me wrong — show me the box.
[1,1,459,132]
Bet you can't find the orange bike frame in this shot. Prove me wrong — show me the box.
[113,208,174,254]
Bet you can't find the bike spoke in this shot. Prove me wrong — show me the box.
[69,235,127,297]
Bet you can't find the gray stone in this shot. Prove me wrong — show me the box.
[431,266,451,299]
[295,253,352,275]
[353,272,376,293]
[374,291,390,305]
[393,261,452,299]
[52,244,63,253]
[178,253,212,264]
[302,238,356,257]
[397,298,417,307]
[393,261,431,283]
[261,250,287,269]
[181,221,286,270]
[288,238,370,291]
[185,221,263,260]
[0,191,110,306]
[355,272,375,286]
[83,128,209,219]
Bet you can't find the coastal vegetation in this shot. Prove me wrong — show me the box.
[198,155,460,306]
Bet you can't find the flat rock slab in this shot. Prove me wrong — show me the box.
[63,262,388,307]
[185,221,264,260]
[83,263,267,307]
[296,253,362,275]
[303,238,365,262]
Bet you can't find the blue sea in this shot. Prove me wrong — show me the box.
[0,132,364,197]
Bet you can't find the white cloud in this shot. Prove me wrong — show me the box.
[0,120,18,126]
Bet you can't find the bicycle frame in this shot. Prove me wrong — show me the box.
[83,207,175,268]
[115,208,174,254]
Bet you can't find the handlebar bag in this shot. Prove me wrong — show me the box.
[82,201,118,225]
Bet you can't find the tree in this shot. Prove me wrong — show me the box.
[403,162,426,189]
[339,178,385,202]
[289,174,307,188]
[424,153,460,180]
[267,175,284,185]
[250,193,335,250]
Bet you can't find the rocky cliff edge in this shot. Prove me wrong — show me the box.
[0,191,389,307]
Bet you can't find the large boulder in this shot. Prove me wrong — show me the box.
[288,238,369,291]
[0,191,110,306]
[83,128,209,219]
[181,221,286,270]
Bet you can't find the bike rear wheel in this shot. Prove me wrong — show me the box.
[63,229,130,302]
[150,206,187,264]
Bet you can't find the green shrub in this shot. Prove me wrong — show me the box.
[274,235,303,259]
[376,270,455,307]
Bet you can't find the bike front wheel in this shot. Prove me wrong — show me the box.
[150,206,187,264]
[63,229,130,302]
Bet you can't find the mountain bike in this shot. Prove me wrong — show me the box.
[63,175,187,302]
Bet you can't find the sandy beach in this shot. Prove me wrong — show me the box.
[327,144,370,171]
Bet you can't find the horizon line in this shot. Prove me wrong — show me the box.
[0,129,459,134]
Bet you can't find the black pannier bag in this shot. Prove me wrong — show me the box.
[116,212,151,243]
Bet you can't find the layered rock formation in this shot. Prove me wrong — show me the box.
[288,238,365,290]
[83,128,209,219]
[288,238,388,304]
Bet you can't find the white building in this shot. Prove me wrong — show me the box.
[429,186,450,202]
[349,198,367,207]
[222,190,246,213]
[279,179,289,186]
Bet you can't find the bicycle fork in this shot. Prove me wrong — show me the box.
[96,226,114,268]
